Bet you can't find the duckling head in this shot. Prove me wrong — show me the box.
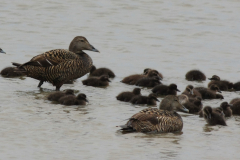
[159,95,189,113]
[208,75,220,81]
[69,36,99,54]
[220,102,232,110]
[169,84,181,92]
[147,70,162,80]
[100,75,111,82]
[90,65,97,73]
[133,88,141,95]
[209,84,222,93]
[148,93,159,102]
[0,48,6,54]
[186,85,194,95]
[143,68,151,75]
[77,93,88,102]
[203,106,212,119]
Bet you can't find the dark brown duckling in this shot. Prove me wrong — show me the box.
[229,98,240,104]
[181,85,202,98]
[75,93,88,105]
[185,70,206,81]
[183,97,203,114]
[203,106,226,126]
[230,100,240,115]
[199,106,224,117]
[89,65,115,78]
[208,75,233,91]
[143,68,163,79]
[120,95,189,133]
[47,89,74,101]
[121,70,161,85]
[0,48,6,54]
[58,95,76,105]
[130,93,159,105]
[233,82,240,91]
[178,94,189,105]
[195,84,223,99]
[220,102,232,117]
[152,83,180,96]
[82,75,111,87]
[116,88,141,102]
[135,76,162,87]
[0,66,26,77]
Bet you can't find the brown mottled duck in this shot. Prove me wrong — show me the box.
[120,95,189,133]
[12,36,99,90]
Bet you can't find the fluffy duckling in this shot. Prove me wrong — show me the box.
[233,82,240,91]
[121,70,161,85]
[143,68,163,79]
[1,67,26,77]
[120,95,189,133]
[82,75,111,87]
[208,75,233,91]
[229,98,240,104]
[152,83,180,96]
[220,102,232,117]
[135,76,162,87]
[203,106,226,126]
[130,93,159,105]
[47,89,74,101]
[230,100,240,115]
[181,85,202,99]
[199,106,224,118]
[184,97,203,114]
[116,88,141,102]
[195,84,223,99]
[89,65,115,78]
[0,48,6,54]
[58,93,88,105]
[185,70,206,81]
[178,94,189,105]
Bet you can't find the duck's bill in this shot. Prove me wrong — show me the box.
[176,89,181,92]
[0,50,6,54]
[90,45,99,52]
[180,105,189,113]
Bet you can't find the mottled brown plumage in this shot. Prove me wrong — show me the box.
[208,75,233,91]
[121,95,189,133]
[82,75,111,87]
[116,88,141,102]
[185,70,206,81]
[89,65,115,78]
[1,66,25,77]
[12,36,99,90]
[47,89,74,101]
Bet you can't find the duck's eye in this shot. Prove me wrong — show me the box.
[80,40,84,42]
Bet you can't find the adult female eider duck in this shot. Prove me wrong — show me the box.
[12,36,99,90]
[120,95,189,133]
[89,65,115,78]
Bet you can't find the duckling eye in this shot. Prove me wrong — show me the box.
[80,40,84,42]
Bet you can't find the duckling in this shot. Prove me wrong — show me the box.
[208,75,233,91]
[116,88,141,102]
[185,70,206,81]
[121,70,161,85]
[199,106,224,117]
[203,106,226,126]
[181,85,202,99]
[1,67,26,77]
[183,96,203,114]
[152,83,180,96]
[143,68,163,79]
[0,48,6,54]
[47,89,74,101]
[82,75,111,87]
[58,95,76,105]
[195,84,223,99]
[135,76,161,87]
[120,95,189,133]
[229,98,240,104]
[75,93,88,105]
[178,94,189,105]
[230,100,240,115]
[220,102,232,117]
[233,82,240,91]
[130,93,159,105]
[89,65,115,78]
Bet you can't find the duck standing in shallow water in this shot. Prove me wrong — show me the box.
[116,88,141,102]
[120,95,189,133]
[12,36,99,90]
[89,65,115,78]
[203,106,227,126]
[82,75,111,87]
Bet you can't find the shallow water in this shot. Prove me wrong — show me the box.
[1,0,240,159]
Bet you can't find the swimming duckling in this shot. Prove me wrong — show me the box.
[199,106,224,118]
[1,66,26,77]
[0,48,6,54]
[120,95,189,133]
[220,102,232,117]
[229,98,240,104]
[208,75,233,91]
[75,93,88,105]
[82,75,111,87]
[181,85,202,99]
[47,89,74,101]
[178,94,189,105]
[185,70,206,81]
[58,95,76,105]
[135,76,162,87]
[230,100,240,115]
[203,106,226,126]
[121,70,161,85]
[152,83,180,96]
[195,84,223,99]
[89,65,115,78]
[183,97,203,114]
[233,82,240,91]
[143,68,163,79]
[116,88,141,102]
[130,93,159,105]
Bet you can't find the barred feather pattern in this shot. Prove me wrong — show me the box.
[126,108,183,133]
[21,49,93,86]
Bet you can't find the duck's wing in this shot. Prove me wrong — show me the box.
[20,49,78,68]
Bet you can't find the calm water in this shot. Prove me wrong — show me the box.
[1,0,240,159]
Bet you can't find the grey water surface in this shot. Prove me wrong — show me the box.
[0,0,240,159]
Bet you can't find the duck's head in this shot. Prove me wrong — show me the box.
[100,75,111,82]
[77,93,88,102]
[209,84,221,93]
[143,68,151,75]
[64,89,74,95]
[90,65,97,73]
[203,106,212,120]
[0,48,6,54]
[178,94,189,105]
[148,93,159,102]
[185,85,194,95]
[169,84,181,92]
[133,88,141,95]
[69,36,99,54]
[215,107,224,116]
[147,70,162,80]
[220,102,232,110]
[159,95,189,113]
[208,75,220,81]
